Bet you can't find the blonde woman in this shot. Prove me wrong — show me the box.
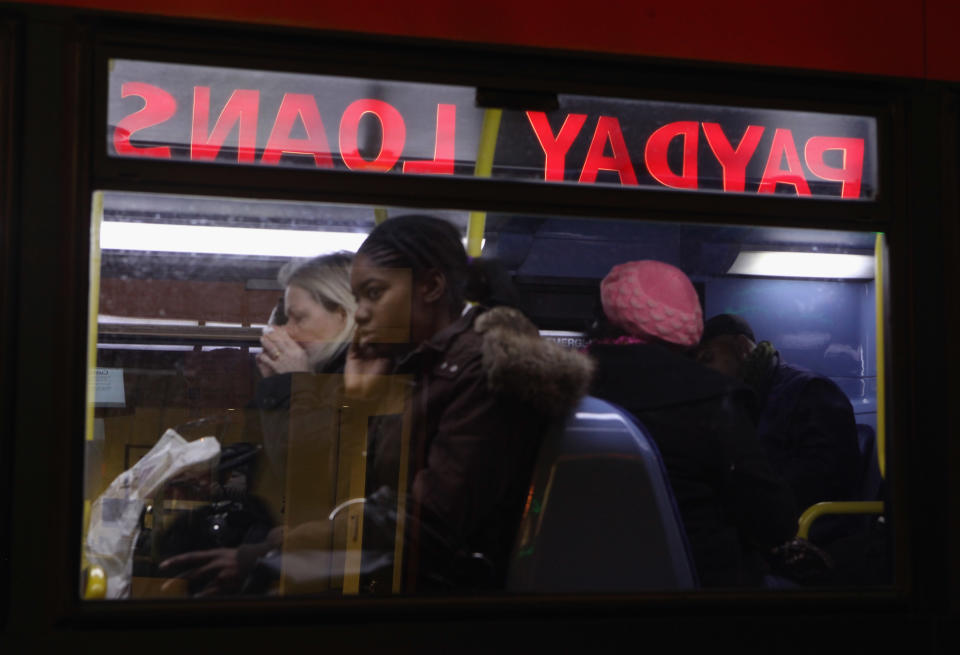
[257,251,357,377]
[159,252,357,596]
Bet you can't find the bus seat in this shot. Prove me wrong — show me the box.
[857,423,883,501]
[506,396,697,592]
[802,424,885,545]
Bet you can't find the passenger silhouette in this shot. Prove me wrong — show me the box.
[587,261,796,587]
[163,217,594,595]
[160,253,357,596]
[696,314,861,518]
[345,215,592,591]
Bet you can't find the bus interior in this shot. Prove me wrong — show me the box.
[85,190,889,597]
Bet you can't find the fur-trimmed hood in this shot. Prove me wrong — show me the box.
[474,306,594,419]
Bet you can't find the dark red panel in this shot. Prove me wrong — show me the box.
[926,0,960,82]
[13,0,929,78]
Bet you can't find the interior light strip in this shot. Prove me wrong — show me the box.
[100,222,369,257]
[97,344,194,351]
[727,251,875,279]
[98,314,198,326]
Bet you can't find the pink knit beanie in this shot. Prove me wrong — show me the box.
[600,260,703,347]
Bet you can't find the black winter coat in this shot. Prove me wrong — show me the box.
[254,347,347,489]
[589,342,797,587]
[756,362,861,514]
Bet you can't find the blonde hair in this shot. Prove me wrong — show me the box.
[277,251,357,370]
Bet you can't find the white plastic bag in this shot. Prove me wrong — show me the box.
[85,429,220,598]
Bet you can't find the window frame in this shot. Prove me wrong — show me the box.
[0,15,19,632]
[16,12,934,629]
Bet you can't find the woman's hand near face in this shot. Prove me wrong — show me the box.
[344,337,392,398]
[258,327,311,376]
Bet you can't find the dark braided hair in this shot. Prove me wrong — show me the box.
[357,214,470,316]
[357,213,523,317]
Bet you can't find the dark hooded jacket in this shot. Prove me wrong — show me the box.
[264,306,594,593]
[588,342,797,587]
[362,306,595,591]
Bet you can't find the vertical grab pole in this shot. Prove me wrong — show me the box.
[82,192,104,582]
[466,108,502,257]
[874,232,886,479]
[85,192,103,445]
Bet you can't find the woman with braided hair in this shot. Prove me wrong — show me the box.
[346,214,593,591]
[163,215,593,596]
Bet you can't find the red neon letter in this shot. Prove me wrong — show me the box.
[402,104,456,175]
[527,111,587,182]
[804,136,865,199]
[261,93,333,167]
[758,128,811,195]
[702,123,765,192]
[113,82,177,158]
[191,87,259,163]
[339,99,406,172]
[579,116,638,185]
[644,121,699,190]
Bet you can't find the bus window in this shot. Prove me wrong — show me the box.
[81,192,891,600]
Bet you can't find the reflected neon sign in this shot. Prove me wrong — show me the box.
[114,83,457,174]
[527,113,864,198]
[112,81,868,198]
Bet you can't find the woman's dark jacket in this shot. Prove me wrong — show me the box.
[365,306,594,590]
[254,347,347,481]
[257,307,594,592]
[255,347,347,412]
[588,342,797,587]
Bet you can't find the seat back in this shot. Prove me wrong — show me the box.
[507,396,697,592]
[857,423,884,501]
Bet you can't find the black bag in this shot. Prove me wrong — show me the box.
[143,443,276,578]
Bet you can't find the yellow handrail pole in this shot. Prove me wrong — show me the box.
[84,566,107,600]
[875,233,887,479]
[466,108,503,257]
[86,192,103,446]
[374,207,389,225]
[796,501,884,540]
[82,192,104,577]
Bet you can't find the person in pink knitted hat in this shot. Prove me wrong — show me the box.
[599,260,703,348]
[587,260,796,588]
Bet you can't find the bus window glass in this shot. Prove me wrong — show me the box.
[108,60,878,199]
[82,191,892,600]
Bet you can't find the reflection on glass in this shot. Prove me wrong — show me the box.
[81,192,891,600]
[108,60,878,199]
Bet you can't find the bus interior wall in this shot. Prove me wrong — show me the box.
[494,216,878,429]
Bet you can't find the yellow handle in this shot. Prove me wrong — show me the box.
[796,501,884,540]
[874,233,886,479]
[466,108,503,257]
[84,566,107,600]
